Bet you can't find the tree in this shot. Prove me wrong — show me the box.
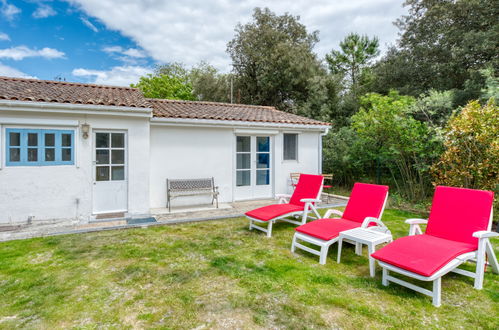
[351,91,442,201]
[372,0,498,100]
[189,62,231,102]
[131,73,195,100]
[226,7,325,114]
[326,33,379,93]
[431,99,499,204]
[155,62,190,82]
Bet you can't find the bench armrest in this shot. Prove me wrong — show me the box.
[406,218,427,236]
[405,218,428,225]
[300,198,322,203]
[473,231,499,239]
[361,216,389,231]
[275,194,291,204]
[324,209,343,219]
[275,194,291,199]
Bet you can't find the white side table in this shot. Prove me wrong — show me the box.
[337,227,393,277]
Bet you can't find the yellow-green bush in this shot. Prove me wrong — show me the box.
[432,99,499,209]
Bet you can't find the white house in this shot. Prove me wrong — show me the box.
[0,76,330,224]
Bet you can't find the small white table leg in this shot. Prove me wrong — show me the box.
[355,243,362,255]
[368,243,375,277]
[337,238,343,263]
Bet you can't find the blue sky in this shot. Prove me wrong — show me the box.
[0,0,407,86]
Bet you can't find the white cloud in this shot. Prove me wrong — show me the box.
[122,48,147,58]
[80,17,99,32]
[0,62,37,78]
[67,0,407,71]
[0,46,66,60]
[72,65,152,86]
[103,46,147,58]
[1,0,20,21]
[0,32,9,41]
[33,4,57,18]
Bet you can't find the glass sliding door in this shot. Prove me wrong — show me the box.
[236,136,251,187]
[234,135,272,200]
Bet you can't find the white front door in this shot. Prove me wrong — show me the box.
[92,131,128,214]
[235,135,272,200]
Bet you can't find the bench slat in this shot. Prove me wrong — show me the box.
[166,177,219,212]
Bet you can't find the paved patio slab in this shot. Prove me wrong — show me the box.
[0,194,348,242]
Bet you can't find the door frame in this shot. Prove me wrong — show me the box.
[233,133,275,201]
[92,129,129,214]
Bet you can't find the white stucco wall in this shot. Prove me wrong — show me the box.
[274,131,322,196]
[0,108,150,224]
[149,125,234,208]
[0,103,326,223]
[149,124,324,208]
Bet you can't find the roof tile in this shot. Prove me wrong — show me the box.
[0,76,150,108]
[149,99,329,126]
[0,76,330,126]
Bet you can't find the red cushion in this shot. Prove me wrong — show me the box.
[371,234,477,277]
[289,174,324,206]
[342,183,389,223]
[245,203,304,221]
[295,218,361,240]
[425,186,494,248]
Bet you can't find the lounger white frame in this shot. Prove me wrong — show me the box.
[291,193,389,265]
[377,212,499,307]
[247,186,323,238]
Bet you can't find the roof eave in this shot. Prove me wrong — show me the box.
[150,117,330,131]
[0,99,153,117]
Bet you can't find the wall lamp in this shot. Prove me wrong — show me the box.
[81,123,90,139]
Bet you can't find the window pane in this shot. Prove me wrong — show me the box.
[257,137,269,152]
[62,133,72,147]
[111,150,124,164]
[236,153,250,169]
[96,133,109,148]
[112,133,124,148]
[28,148,38,161]
[62,148,72,161]
[9,132,20,146]
[236,136,250,152]
[45,133,55,146]
[9,148,20,162]
[236,170,250,186]
[28,133,38,146]
[283,134,297,160]
[96,166,110,181]
[96,150,109,164]
[256,169,270,185]
[111,166,125,180]
[257,153,269,168]
[45,148,55,161]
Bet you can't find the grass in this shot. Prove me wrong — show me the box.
[0,208,498,329]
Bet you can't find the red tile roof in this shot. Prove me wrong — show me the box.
[0,76,330,126]
[149,99,330,126]
[0,76,149,108]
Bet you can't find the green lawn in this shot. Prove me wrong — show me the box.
[0,209,498,329]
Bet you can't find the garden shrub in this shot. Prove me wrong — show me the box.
[431,99,499,210]
[350,91,442,201]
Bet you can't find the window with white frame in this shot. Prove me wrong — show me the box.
[283,133,298,161]
[5,128,74,166]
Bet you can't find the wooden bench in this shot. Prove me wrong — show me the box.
[166,177,219,212]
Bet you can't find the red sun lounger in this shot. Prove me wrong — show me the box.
[292,183,389,264]
[372,186,499,307]
[245,174,324,237]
